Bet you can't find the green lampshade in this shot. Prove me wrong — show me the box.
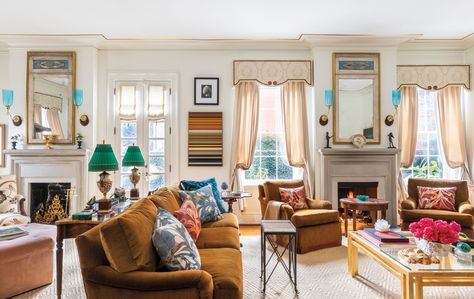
[88,143,119,172]
[122,145,145,167]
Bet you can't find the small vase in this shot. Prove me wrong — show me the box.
[11,141,17,150]
[417,239,451,257]
[77,140,83,149]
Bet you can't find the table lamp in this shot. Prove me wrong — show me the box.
[122,145,145,200]
[88,141,119,214]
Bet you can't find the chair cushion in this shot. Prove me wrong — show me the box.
[153,208,201,271]
[149,188,181,213]
[290,209,340,228]
[407,179,469,208]
[201,213,239,229]
[279,186,308,210]
[178,185,222,224]
[417,186,456,211]
[263,180,304,202]
[0,213,30,226]
[180,178,228,214]
[401,209,474,227]
[196,227,240,250]
[0,175,18,213]
[100,198,158,273]
[174,200,201,242]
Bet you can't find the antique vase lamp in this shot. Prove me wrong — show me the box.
[122,145,145,200]
[2,89,22,126]
[88,141,119,214]
[319,89,333,126]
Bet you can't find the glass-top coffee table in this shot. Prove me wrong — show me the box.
[348,231,474,299]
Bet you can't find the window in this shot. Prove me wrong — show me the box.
[115,81,170,194]
[244,85,302,184]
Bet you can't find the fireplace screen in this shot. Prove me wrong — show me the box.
[30,183,73,224]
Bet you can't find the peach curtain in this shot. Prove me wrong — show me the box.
[46,109,64,139]
[230,82,260,197]
[281,81,313,197]
[437,86,472,182]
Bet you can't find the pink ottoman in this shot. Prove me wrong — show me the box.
[0,223,56,298]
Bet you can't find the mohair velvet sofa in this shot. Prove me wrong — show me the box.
[258,180,342,253]
[400,178,474,237]
[76,186,243,299]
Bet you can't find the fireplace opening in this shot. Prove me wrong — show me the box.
[30,183,72,224]
[337,181,378,223]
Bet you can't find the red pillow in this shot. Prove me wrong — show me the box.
[417,186,457,211]
[173,200,201,242]
[279,186,308,210]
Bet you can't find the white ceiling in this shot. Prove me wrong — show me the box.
[1,0,473,40]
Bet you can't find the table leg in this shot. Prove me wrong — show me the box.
[381,208,387,221]
[344,206,348,237]
[352,209,357,232]
[263,233,266,292]
[228,200,234,213]
[415,277,423,299]
[56,226,64,299]
[293,233,297,292]
[348,235,358,277]
[401,274,407,299]
[406,274,414,299]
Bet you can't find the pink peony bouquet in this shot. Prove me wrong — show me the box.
[409,218,461,244]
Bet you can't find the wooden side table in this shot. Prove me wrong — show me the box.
[340,198,389,237]
[221,192,252,213]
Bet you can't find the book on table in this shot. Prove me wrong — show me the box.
[358,229,415,248]
[0,226,29,240]
[363,228,409,242]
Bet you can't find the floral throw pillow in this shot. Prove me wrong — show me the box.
[279,186,308,210]
[0,212,30,226]
[178,185,223,224]
[152,208,201,271]
[0,175,18,214]
[174,200,201,242]
[418,186,457,211]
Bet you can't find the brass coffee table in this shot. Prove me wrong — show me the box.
[348,231,474,299]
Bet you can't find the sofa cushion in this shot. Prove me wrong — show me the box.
[149,188,181,213]
[201,213,239,229]
[174,200,201,242]
[279,186,308,210]
[417,186,456,211]
[263,180,304,202]
[153,208,201,271]
[401,209,474,227]
[100,198,158,273]
[178,186,222,224]
[0,212,30,226]
[0,175,18,213]
[196,227,240,250]
[180,178,227,214]
[199,248,243,299]
[290,209,339,228]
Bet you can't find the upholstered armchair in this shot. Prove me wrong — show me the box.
[0,174,30,226]
[258,180,341,253]
[400,178,474,237]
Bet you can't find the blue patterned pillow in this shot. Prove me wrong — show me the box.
[180,178,228,213]
[152,208,201,271]
[178,185,223,224]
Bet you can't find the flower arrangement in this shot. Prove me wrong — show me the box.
[409,218,461,244]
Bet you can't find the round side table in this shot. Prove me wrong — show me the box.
[340,198,389,237]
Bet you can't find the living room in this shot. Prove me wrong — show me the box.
[1,1,474,298]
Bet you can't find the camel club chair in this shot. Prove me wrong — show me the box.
[258,180,341,254]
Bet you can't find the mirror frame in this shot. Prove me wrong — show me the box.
[332,52,380,144]
[26,51,76,144]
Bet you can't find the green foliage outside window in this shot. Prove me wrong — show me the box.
[403,159,441,179]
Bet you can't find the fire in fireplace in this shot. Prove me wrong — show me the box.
[30,183,72,224]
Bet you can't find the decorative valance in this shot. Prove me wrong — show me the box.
[233,60,313,86]
[33,92,63,111]
[397,65,471,90]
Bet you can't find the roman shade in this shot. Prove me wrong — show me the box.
[397,65,470,90]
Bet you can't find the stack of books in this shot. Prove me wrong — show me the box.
[0,226,29,241]
[358,228,415,248]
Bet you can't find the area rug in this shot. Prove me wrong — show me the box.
[13,236,474,299]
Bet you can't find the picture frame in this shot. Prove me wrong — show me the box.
[194,77,219,105]
[0,124,4,167]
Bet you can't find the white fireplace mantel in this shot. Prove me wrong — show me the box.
[5,149,90,214]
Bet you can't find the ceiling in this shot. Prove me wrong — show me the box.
[1,0,473,40]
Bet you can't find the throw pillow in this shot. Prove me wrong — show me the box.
[180,178,227,213]
[279,186,308,210]
[153,208,201,271]
[0,212,30,226]
[0,175,18,213]
[174,200,201,242]
[418,186,457,211]
[178,185,223,223]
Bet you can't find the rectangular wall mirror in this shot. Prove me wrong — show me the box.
[27,52,76,144]
[332,53,380,144]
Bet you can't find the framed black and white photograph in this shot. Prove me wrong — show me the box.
[194,77,219,105]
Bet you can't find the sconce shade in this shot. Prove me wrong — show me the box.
[2,89,13,108]
[88,143,119,172]
[122,145,145,167]
[74,89,84,107]
[392,89,402,107]
[324,89,334,107]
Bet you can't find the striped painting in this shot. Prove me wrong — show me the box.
[188,112,223,166]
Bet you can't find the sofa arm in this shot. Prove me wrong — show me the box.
[458,201,474,217]
[306,198,332,210]
[87,266,213,298]
[15,195,27,216]
[401,197,417,210]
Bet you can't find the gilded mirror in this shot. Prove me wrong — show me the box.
[333,53,380,144]
[27,52,76,144]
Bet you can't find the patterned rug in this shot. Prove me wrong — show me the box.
[13,236,474,299]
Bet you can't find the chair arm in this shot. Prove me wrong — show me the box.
[263,200,294,220]
[458,201,474,217]
[87,265,213,298]
[280,204,294,220]
[15,195,27,216]
[306,198,332,210]
[401,197,417,210]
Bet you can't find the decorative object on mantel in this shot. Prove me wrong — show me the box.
[351,134,366,148]
[122,145,145,200]
[2,89,23,126]
[233,60,313,86]
[188,112,223,166]
[76,133,84,149]
[319,90,333,126]
[88,141,119,214]
[0,125,4,167]
[194,77,219,105]
[73,89,90,127]
[387,132,396,149]
[43,132,56,149]
[397,65,471,90]
[10,134,23,150]
[324,132,332,149]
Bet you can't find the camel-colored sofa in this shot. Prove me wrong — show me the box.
[76,186,243,299]
[258,180,342,253]
[400,178,474,237]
